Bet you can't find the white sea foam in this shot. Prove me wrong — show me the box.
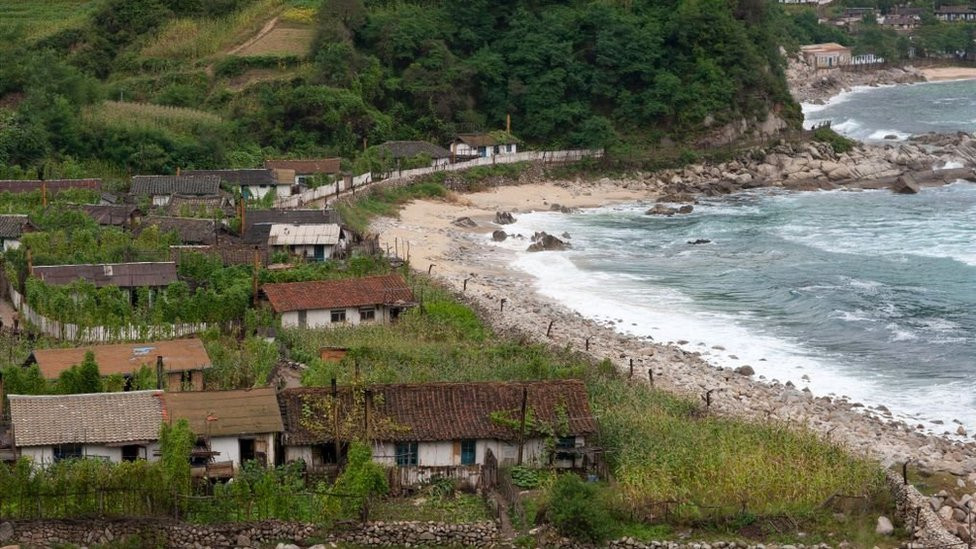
[866,129,912,141]
[490,205,976,436]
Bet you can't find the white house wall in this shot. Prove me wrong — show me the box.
[21,443,160,466]
[209,433,276,470]
[152,196,171,207]
[2,239,21,252]
[280,306,392,329]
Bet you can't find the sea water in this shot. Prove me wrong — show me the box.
[803,79,976,141]
[490,183,976,434]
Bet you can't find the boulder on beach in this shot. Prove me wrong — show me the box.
[890,174,920,194]
[527,232,569,252]
[492,230,508,242]
[452,216,477,228]
[734,365,755,376]
[495,211,516,224]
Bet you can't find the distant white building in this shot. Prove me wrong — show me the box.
[450,133,519,159]
[267,223,344,261]
[262,273,416,329]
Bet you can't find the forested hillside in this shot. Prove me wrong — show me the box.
[0,0,801,179]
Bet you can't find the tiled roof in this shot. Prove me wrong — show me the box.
[164,387,283,437]
[455,133,519,148]
[0,214,30,239]
[0,179,101,194]
[77,204,139,226]
[131,175,221,196]
[264,159,341,174]
[27,338,213,380]
[267,223,341,246]
[262,274,414,313]
[32,262,178,288]
[166,194,233,217]
[376,141,451,160]
[170,244,269,267]
[280,379,597,445]
[139,216,217,245]
[184,169,275,187]
[9,390,164,447]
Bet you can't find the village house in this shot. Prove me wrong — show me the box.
[130,175,221,207]
[138,216,219,245]
[267,223,345,261]
[242,209,343,250]
[262,273,415,329]
[163,387,283,474]
[76,204,141,229]
[264,159,342,187]
[184,169,288,200]
[936,4,976,21]
[31,261,179,306]
[24,338,212,391]
[0,179,101,195]
[8,390,165,465]
[375,141,452,168]
[879,14,920,32]
[170,243,269,268]
[450,133,519,160]
[279,379,598,490]
[0,214,34,252]
[166,194,234,218]
[800,43,852,69]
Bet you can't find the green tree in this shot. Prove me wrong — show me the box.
[58,351,103,394]
[159,419,194,499]
[329,441,389,521]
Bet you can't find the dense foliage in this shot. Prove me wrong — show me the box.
[0,0,801,178]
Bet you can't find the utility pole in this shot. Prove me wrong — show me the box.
[516,387,528,465]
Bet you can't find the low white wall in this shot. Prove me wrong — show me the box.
[281,306,390,329]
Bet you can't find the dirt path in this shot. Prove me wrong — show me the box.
[227,16,279,56]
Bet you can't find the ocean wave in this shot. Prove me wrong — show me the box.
[866,129,912,141]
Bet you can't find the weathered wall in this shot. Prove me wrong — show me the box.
[0,519,498,549]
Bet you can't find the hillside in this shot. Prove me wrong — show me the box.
[0,0,801,179]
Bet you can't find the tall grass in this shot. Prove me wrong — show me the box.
[281,276,886,526]
[139,0,285,60]
[336,182,448,235]
[83,101,226,134]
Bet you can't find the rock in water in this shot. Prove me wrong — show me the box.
[875,516,894,536]
[677,205,694,214]
[646,204,678,216]
[492,230,508,242]
[688,239,711,245]
[890,175,920,194]
[495,211,516,224]
[527,232,568,252]
[452,216,477,228]
[734,365,755,376]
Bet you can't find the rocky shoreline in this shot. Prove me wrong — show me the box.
[787,58,925,105]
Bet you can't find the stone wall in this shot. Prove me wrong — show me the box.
[885,470,966,547]
[0,518,498,548]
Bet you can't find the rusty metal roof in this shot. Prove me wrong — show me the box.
[262,274,414,313]
[164,387,283,437]
[28,338,212,380]
[32,262,178,288]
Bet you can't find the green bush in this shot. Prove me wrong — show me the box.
[812,126,856,154]
[547,473,613,543]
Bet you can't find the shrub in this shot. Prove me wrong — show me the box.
[547,473,613,543]
[812,126,855,154]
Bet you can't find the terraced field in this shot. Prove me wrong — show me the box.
[0,0,97,39]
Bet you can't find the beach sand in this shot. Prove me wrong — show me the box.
[923,67,976,82]
[372,180,976,477]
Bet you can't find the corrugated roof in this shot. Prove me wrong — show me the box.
[184,169,276,187]
[800,43,850,53]
[131,175,221,196]
[262,274,414,313]
[243,209,341,244]
[264,159,341,174]
[376,141,451,159]
[268,223,341,246]
[9,390,164,447]
[0,214,30,239]
[32,262,178,288]
[280,380,597,445]
[164,387,283,437]
[139,216,216,245]
[0,179,101,194]
[28,338,212,380]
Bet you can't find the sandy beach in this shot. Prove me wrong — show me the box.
[372,179,976,478]
[923,67,976,82]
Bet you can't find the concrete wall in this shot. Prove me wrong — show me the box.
[2,238,21,252]
[271,243,337,261]
[209,434,276,470]
[281,305,392,329]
